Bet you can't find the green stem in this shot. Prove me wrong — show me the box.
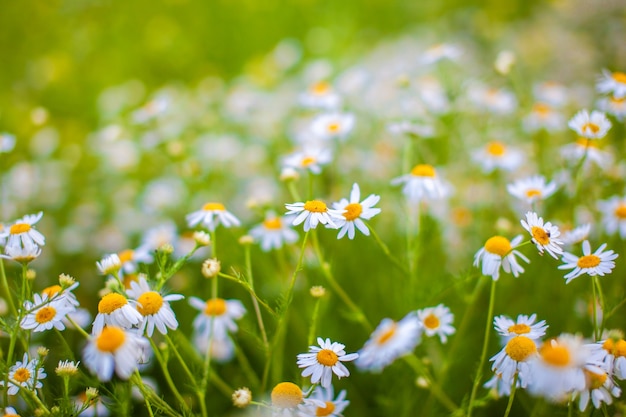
[366,222,409,275]
[67,316,91,339]
[130,372,180,417]
[218,272,276,316]
[244,244,268,348]
[148,339,192,415]
[0,259,17,316]
[402,355,458,412]
[503,373,518,417]
[594,277,606,338]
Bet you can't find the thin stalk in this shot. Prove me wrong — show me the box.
[130,372,180,417]
[148,339,192,415]
[244,243,268,348]
[366,222,409,275]
[402,355,458,412]
[594,277,606,337]
[503,373,519,417]
[591,278,599,340]
[0,260,17,316]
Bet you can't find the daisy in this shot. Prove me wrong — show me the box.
[310,112,355,141]
[188,296,246,340]
[386,120,436,138]
[0,212,45,250]
[416,304,455,343]
[75,390,110,417]
[560,223,591,246]
[574,365,621,411]
[0,132,16,153]
[355,313,422,372]
[298,385,350,417]
[2,407,21,417]
[186,202,241,231]
[390,164,450,203]
[0,353,46,395]
[420,43,462,65]
[558,240,618,284]
[587,336,626,379]
[282,145,333,175]
[1,244,42,264]
[533,81,569,107]
[41,280,80,309]
[96,254,122,275]
[523,102,565,133]
[92,292,143,334]
[83,326,148,381]
[249,212,299,251]
[560,138,613,169]
[597,69,626,98]
[194,333,236,362]
[297,337,359,388]
[299,80,342,110]
[117,246,154,275]
[598,196,626,239]
[493,313,548,342]
[126,276,184,337]
[488,335,539,392]
[285,200,345,232]
[471,141,524,173]
[20,293,74,332]
[473,235,530,280]
[568,109,611,139]
[331,183,381,239]
[484,372,515,397]
[466,84,517,115]
[270,382,324,417]
[520,211,563,259]
[507,175,557,205]
[140,222,178,251]
[598,95,626,120]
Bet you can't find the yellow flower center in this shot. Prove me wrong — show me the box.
[5,413,19,417]
[271,382,303,408]
[531,226,550,245]
[577,254,601,269]
[13,367,31,383]
[505,336,537,362]
[532,102,551,116]
[96,326,126,353]
[263,217,283,230]
[539,341,571,367]
[486,141,506,156]
[343,203,362,221]
[316,401,336,416]
[614,204,626,219]
[612,71,626,84]
[204,298,226,316]
[118,249,134,264]
[35,306,56,324]
[98,293,128,314]
[303,200,328,213]
[137,291,164,316]
[376,323,397,345]
[525,189,542,199]
[582,122,600,134]
[10,223,31,235]
[484,236,511,257]
[602,338,626,357]
[42,285,62,298]
[410,164,436,177]
[301,156,316,167]
[202,202,225,212]
[327,122,341,133]
[610,96,626,104]
[576,138,597,148]
[316,349,339,366]
[311,81,330,95]
[584,369,608,390]
[508,323,531,335]
[423,313,440,330]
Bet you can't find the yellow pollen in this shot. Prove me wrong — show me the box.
[343,203,362,221]
[311,81,330,95]
[575,138,597,148]
[98,293,128,314]
[410,164,436,177]
[118,249,134,264]
[539,341,571,367]
[610,96,626,104]
[614,204,626,219]
[137,291,164,316]
[423,313,440,330]
[271,382,303,408]
[301,156,316,167]
[303,200,328,213]
[35,306,56,324]
[316,349,339,366]
[96,326,126,352]
[602,338,626,357]
[584,369,608,390]
[204,298,226,316]
[532,102,551,115]
[525,189,542,199]
[10,223,31,235]
[508,323,531,335]
[263,217,283,230]
[505,336,537,362]
[327,122,340,133]
[13,367,31,383]
[577,254,601,269]
[376,323,397,345]
[582,122,600,134]
[486,141,506,156]
[484,236,512,257]
[531,226,551,245]
[612,71,626,84]
[316,401,336,416]
[202,202,225,212]
[42,285,62,298]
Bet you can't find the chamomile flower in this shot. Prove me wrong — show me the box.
[390,164,450,203]
[568,109,611,139]
[355,313,422,372]
[0,353,46,395]
[523,102,565,133]
[466,84,517,115]
[282,145,333,175]
[298,385,349,417]
[471,141,524,173]
[271,382,323,416]
[598,196,626,239]
[285,200,345,232]
[560,224,591,246]
[126,276,184,337]
[587,336,626,379]
[331,183,381,239]
[473,235,529,281]
[310,112,355,141]
[20,293,73,332]
[420,43,462,65]
[1,244,42,264]
[507,175,557,205]
[0,212,45,250]
[558,240,618,284]
[96,254,122,275]
[116,246,154,275]
[83,326,148,381]
[299,81,342,110]
[520,212,563,259]
[41,281,80,309]
[92,292,143,334]
[493,314,548,342]
[560,138,613,169]
[0,133,16,153]
[598,95,626,120]
[416,304,455,343]
[297,337,359,388]
[597,69,626,98]
[2,407,20,417]
[489,335,539,391]
[186,202,241,231]
[574,365,621,411]
[249,212,299,251]
[189,297,246,340]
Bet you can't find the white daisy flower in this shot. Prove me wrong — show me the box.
[507,175,557,205]
[471,141,524,173]
[2,407,21,417]
[0,353,46,395]
[140,222,178,251]
[597,69,626,98]
[331,183,381,240]
[560,138,613,169]
[0,212,45,251]
[598,95,626,121]
[193,332,236,362]
[92,293,143,334]
[587,336,626,380]
[473,235,530,281]
[0,133,16,153]
[186,202,241,231]
[493,313,548,342]
[285,200,345,232]
[20,293,74,332]
[189,296,246,340]
[249,212,299,251]
[310,112,355,141]
[126,276,184,337]
[117,246,154,275]
[567,109,611,140]
[560,224,591,246]
[484,372,515,397]
[558,240,618,284]
[533,81,569,107]
[1,244,42,264]
[355,313,422,372]
[282,145,333,175]
[75,391,110,417]
[299,81,342,110]
[420,43,462,65]
[297,337,359,388]
[298,385,350,417]
[466,84,517,115]
[598,196,626,239]
[416,304,455,343]
[96,254,122,275]
[83,326,149,382]
[574,365,621,411]
[488,335,539,392]
[270,382,324,416]
[520,211,563,259]
[390,164,450,203]
[41,281,80,309]
[523,102,565,133]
